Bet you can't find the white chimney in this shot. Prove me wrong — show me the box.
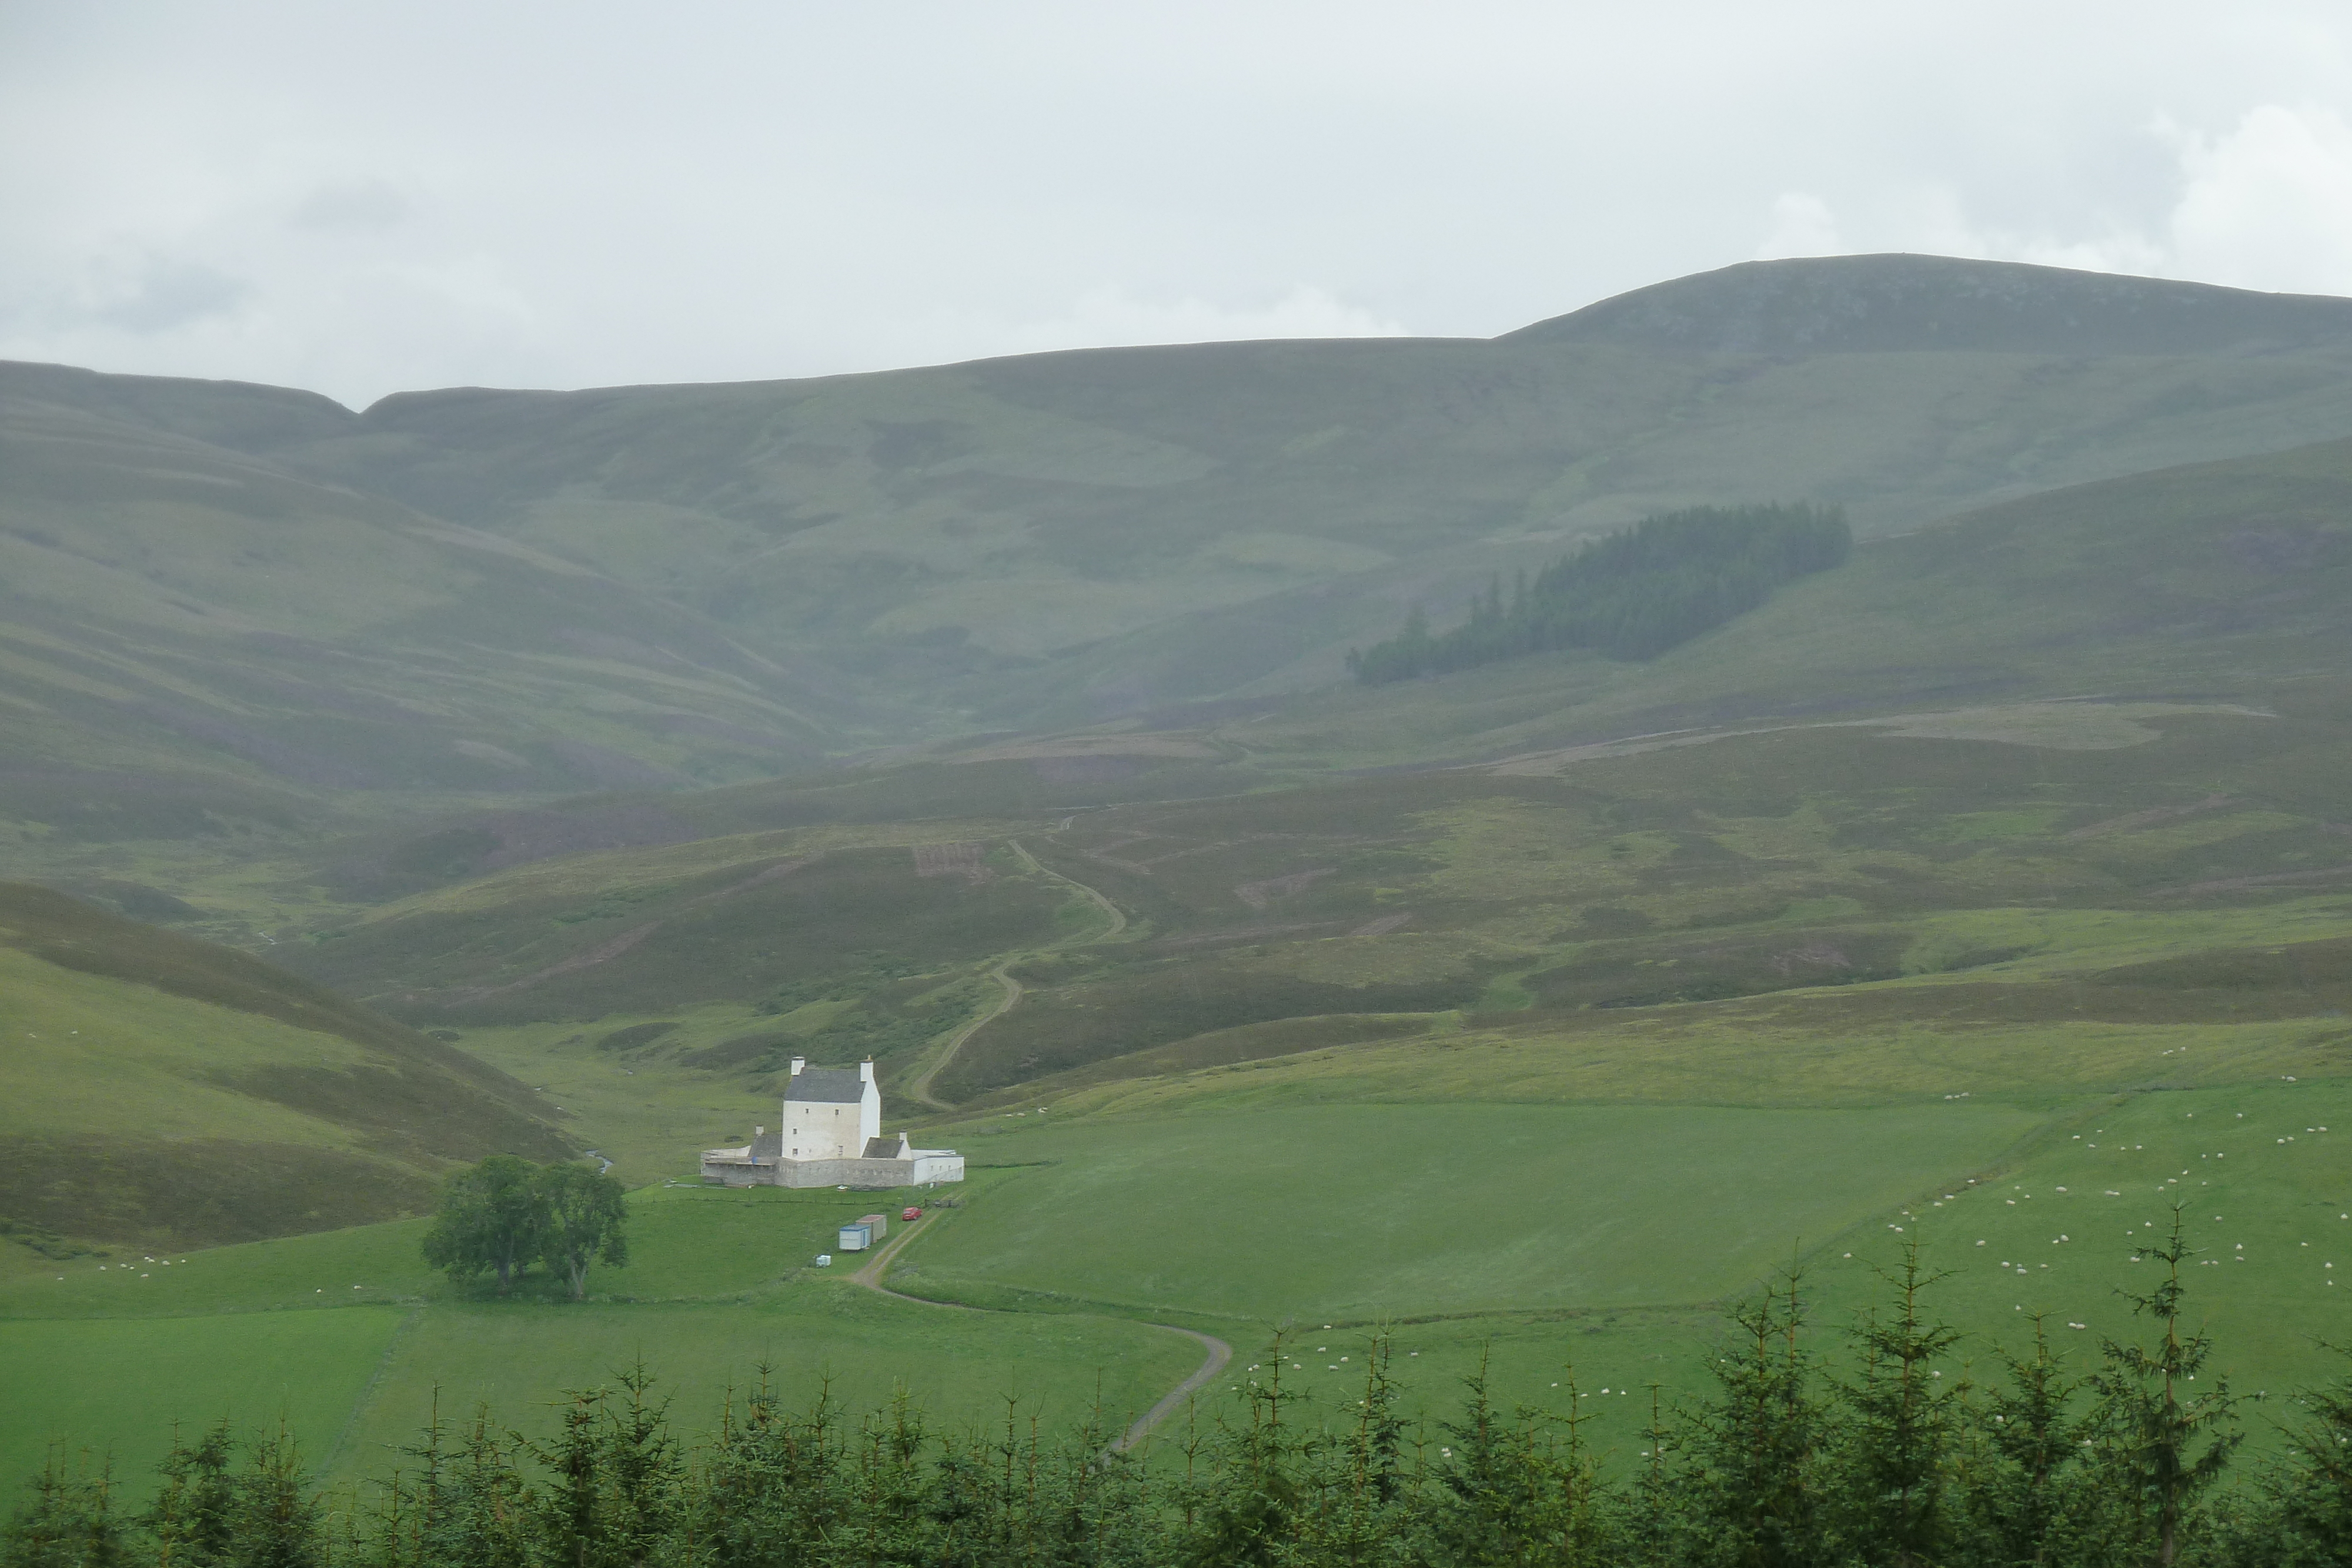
[860,1058,874,1082]
[790,1057,806,1075]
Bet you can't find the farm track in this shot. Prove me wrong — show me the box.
[848,1211,1233,1453]
[901,839,1125,1111]
[858,844,1230,1447]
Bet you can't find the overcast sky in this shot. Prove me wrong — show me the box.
[6,1,2352,408]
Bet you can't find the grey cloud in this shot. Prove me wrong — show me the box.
[289,178,411,232]
[5,1,2351,402]
[95,258,249,333]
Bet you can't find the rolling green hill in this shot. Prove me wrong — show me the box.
[0,881,571,1252]
[247,263,2352,728]
[15,253,2352,849]
[243,429,2352,1121]
[0,367,842,827]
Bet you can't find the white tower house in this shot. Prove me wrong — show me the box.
[780,1057,882,1161]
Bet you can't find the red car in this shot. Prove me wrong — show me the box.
[901,1206,923,1222]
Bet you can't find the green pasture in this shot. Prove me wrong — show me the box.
[0,1179,1200,1493]
[1128,1309,1720,1471]
[9,1078,2351,1496]
[1812,1076,2352,1412]
[900,1100,2050,1321]
[333,1289,1197,1486]
[0,1216,435,1315]
[1081,1078,2352,1469]
[448,1013,781,1185]
[0,1307,406,1500]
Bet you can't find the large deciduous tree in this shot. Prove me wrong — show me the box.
[422,1154,548,1294]
[536,1161,630,1302]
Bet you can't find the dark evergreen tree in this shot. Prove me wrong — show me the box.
[687,1370,853,1567]
[359,1396,534,1568]
[1615,1385,1683,1568]
[17,1279,2352,1568]
[142,1423,237,1568]
[218,1425,326,1568]
[0,1449,125,1568]
[2256,1342,2352,1566]
[1824,1241,1963,1566]
[2090,1208,2241,1568]
[1426,1351,1609,1567]
[1957,1316,2126,1568]
[1296,1333,1420,1568]
[530,1366,683,1568]
[1178,1339,1307,1568]
[1684,1268,1825,1568]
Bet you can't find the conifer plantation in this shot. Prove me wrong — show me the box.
[1348,504,1853,684]
[9,1221,2351,1567]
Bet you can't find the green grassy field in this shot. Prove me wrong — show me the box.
[0,1181,1200,1493]
[0,1307,409,1500]
[896,1102,2050,1320]
[1312,1076,2352,1467]
[7,1067,2347,1493]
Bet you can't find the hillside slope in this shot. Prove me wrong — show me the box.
[0,369,843,838]
[288,283,2352,723]
[1211,429,2352,771]
[1511,252,2352,354]
[13,255,2352,787]
[0,882,572,1253]
[263,432,2352,1114]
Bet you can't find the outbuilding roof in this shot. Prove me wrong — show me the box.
[862,1134,910,1159]
[785,1066,867,1104]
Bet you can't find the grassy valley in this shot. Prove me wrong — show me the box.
[9,256,2352,1546]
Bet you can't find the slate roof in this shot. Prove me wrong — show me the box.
[785,1066,867,1104]
[750,1131,782,1159]
[862,1135,909,1159]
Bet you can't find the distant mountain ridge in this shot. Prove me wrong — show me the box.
[11,253,2352,824]
[1509,252,2352,355]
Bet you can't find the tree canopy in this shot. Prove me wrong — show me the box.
[421,1156,627,1299]
[536,1161,629,1302]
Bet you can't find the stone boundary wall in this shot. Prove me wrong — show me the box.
[776,1155,927,1189]
[702,1152,965,1189]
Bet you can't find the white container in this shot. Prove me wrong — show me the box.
[815,1254,833,1267]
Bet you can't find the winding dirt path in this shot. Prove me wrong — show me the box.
[902,838,1125,1111]
[1011,838,1127,941]
[1111,1328,1232,1453]
[847,1210,1233,1453]
[903,962,1024,1110]
[864,842,1220,1448]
